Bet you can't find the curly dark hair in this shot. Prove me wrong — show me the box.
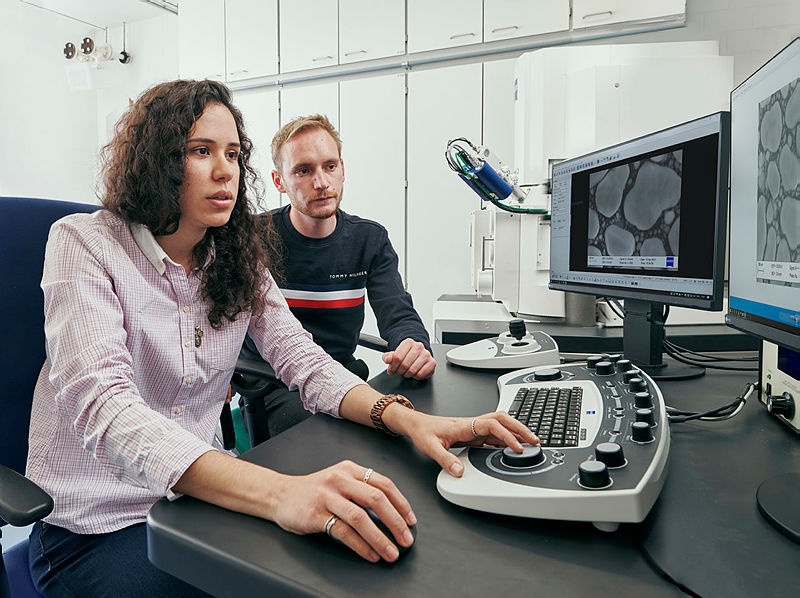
[100,79,281,329]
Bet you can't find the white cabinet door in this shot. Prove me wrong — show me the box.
[279,82,339,129]
[232,87,281,210]
[484,0,569,42]
[178,0,226,80]
[339,0,405,64]
[280,0,339,72]
[407,0,483,54]
[407,64,483,332]
[572,0,685,29]
[340,73,407,336]
[226,0,278,81]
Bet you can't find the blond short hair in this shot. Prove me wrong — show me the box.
[271,114,343,172]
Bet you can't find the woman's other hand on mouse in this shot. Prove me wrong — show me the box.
[269,461,416,563]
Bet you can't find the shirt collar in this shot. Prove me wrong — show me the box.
[131,223,169,275]
[130,223,217,275]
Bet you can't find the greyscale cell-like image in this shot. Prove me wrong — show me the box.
[758,76,800,287]
[587,150,682,267]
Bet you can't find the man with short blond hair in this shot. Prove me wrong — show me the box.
[240,114,435,439]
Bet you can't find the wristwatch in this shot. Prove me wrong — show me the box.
[370,393,414,436]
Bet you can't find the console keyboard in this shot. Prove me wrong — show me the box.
[436,359,671,531]
[509,386,583,447]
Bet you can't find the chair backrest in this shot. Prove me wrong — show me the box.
[0,197,98,478]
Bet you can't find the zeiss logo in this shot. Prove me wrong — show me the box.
[585,410,596,415]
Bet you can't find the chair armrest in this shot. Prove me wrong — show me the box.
[0,465,54,527]
[358,333,389,353]
[234,358,277,379]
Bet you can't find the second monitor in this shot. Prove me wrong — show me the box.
[549,112,731,379]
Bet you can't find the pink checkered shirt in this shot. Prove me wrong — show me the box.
[26,210,363,534]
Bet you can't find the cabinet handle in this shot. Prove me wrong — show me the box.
[344,49,367,57]
[228,69,249,76]
[311,55,334,62]
[491,25,519,34]
[449,32,476,40]
[582,11,614,21]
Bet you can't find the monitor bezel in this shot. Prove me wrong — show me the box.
[548,111,731,312]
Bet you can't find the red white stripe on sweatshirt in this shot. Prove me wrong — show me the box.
[281,287,366,309]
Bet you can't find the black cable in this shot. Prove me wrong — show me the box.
[602,297,625,320]
[664,344,758,372]
[663,338,758,362]
[666,382,756,423]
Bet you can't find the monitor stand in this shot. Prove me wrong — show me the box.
[756,472,800,543]
[622,299,705,381]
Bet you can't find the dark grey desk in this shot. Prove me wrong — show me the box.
[148,346,796,597]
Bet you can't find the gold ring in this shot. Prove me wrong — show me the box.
[471,417,479,439]
[324,515,338,536]
[363,467,374,484]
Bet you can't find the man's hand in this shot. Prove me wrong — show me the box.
[382,338,436,379]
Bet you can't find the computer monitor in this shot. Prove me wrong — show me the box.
[727,38,800,354]
[549,112,730,380]
[727,37,800,544]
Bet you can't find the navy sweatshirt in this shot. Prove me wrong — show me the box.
[241,206,430,366]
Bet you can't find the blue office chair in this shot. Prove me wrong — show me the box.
[0,197,98,598]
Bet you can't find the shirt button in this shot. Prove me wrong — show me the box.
[185,376,193,384]
[173,405,183,415]
[184,341,192,348]
[182,305,190,313]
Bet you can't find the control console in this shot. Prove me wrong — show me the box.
[445,319,560,370]
[437,357,670,531]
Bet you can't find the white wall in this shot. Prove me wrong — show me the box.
[0,0,178,205]
[0,0,97,203]
[591,0,800,87]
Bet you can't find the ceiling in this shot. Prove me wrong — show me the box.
[20,0,177,28]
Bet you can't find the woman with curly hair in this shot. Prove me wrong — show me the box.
[25,79,536,596]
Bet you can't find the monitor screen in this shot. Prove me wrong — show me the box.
[727,37,800,353]
[549,112,730,310]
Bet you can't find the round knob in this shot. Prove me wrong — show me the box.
[586,355,603,369]
[533,368,562,381]
[606,353,622,363]
[508,319,527,341]
[628,377,647,392]
[616,359,632,372]
[768,392,795,419]
[595,361,615,375]
[636,408,655,426]
[634,391,653,409]
[631,421,654,443]
[578,460,610,488]
[501,445,545,468]
[595,442,626,468]
[622,369,641,383]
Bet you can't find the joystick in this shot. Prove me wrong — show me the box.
[445,319,559,370]
[508,319,526,342]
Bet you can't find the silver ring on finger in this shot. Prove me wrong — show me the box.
[363,467,374,484]
[324,515,338,536]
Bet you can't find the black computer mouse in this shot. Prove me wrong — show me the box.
[365,508,416,556]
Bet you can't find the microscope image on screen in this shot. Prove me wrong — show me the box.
[757,76,800,288]
[587,150,682,271]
